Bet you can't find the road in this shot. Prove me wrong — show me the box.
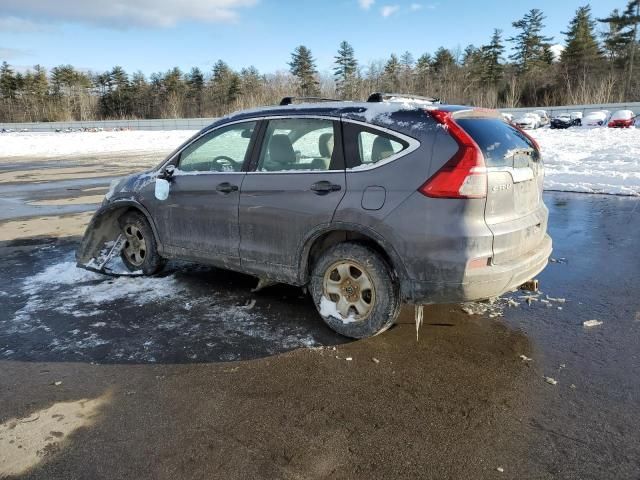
[0,154,639,479]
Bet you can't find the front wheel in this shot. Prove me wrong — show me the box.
[118,211,165,275]
[310,242,401,338]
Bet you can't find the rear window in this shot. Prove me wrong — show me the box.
[456,118,539,167]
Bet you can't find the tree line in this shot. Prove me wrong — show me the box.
[1,2,639,123]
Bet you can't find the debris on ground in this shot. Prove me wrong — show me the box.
[583,319,603,328]
[497,467,505,473]
[372,357,380,364]
[550,257,567,264]
[345,357,353,361]
[242,299,257,310]
[461,297,505,317]
[546,295,566,303]
[519,354,532,362]
[519,294,540,305]
[544,377,558,385]
[519,279,539,292]
[251,278,277,293]
[53,381,62,386]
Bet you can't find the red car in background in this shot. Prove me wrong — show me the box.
[608,110,636,128]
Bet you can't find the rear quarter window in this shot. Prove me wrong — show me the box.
[456,118,539,167]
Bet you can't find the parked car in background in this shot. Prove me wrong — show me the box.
[570,111,583,126]
[77,93,551,338]
[550,114,573,129]
[533,110,550,127]
[514,112,541,130]
[501,112,514,124]
[582,111,609,127]
[608,110,636,128]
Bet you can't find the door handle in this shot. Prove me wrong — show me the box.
[216,182,239,193]
[310,181,341,195]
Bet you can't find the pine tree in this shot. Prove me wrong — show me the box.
[481,29,505,85]
[508,9,554,73]
[561,6,603,79]
[289,45,319,96]
[598,1,640,93]
[415,53,432,94]
[334,41,358,98]
[382,54,401,91]
[432,47,455,74]
[600,9,628,66]
[0,61,18,98]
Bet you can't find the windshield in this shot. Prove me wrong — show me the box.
[456,118,539,168]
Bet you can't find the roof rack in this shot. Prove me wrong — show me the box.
[279,96,342,106]
[366,92,440,104]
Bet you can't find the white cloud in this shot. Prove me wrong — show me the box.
[410,3,423,10]
[0,47,32,60]
[381,5,400,17]
[0,16,49,33]
[358,0,375,9]
[0,0,258,29]
[549,44,565,62]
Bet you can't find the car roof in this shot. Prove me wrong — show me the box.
[212,101,478,127]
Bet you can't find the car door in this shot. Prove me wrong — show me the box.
[238,117,346,280]
[149,120,258,261]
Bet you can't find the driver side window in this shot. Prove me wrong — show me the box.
[179,121,256,173]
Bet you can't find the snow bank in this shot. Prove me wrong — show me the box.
[530,128,640,196]
[0,130,196,158]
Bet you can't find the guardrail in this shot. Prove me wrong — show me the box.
[0,117,217,132]
[2,101,640,131]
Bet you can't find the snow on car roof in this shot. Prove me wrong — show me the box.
[611,110,635,120]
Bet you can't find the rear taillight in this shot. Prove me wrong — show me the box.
[419,110,487,199]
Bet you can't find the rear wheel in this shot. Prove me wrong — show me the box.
[118,211,165,275]
[310,242,400,338]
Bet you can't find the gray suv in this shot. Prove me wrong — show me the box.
[78,94,552,338]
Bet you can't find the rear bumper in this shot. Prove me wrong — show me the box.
[404,234,552,303]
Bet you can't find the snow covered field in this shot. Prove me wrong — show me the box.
[1,126,639,196]
[529,128,640,196]
[0,130,195,158]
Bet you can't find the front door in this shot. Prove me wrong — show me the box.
[149,121,257,260]
[239,117,346,280]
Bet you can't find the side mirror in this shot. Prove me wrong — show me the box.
[159,164,175,180]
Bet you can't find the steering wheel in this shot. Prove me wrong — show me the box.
[211,155,238,172]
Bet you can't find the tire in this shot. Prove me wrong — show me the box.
[118,211,165,275]
[309,242,401,339]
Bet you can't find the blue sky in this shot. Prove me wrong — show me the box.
[0,0,621,76]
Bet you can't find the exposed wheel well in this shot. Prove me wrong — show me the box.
[305,229,401,283]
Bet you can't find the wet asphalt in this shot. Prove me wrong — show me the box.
[0,191,639,479]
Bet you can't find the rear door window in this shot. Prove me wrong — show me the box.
[456,118,539,167]
[343,123,409,169]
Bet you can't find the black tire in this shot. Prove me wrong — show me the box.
[118,211,165,275]
[309,242,401,339]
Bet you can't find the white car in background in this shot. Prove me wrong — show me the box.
[501,112,514,123]
[582,111,609,127]
[533,110,550,126]
[514,112,541,130]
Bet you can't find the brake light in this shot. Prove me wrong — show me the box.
[419,110,487,199]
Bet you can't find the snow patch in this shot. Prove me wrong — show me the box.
[319,296,357,324]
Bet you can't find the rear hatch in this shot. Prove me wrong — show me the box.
[454,113,546,264]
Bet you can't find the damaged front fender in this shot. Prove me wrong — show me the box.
[75,199,158,274]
